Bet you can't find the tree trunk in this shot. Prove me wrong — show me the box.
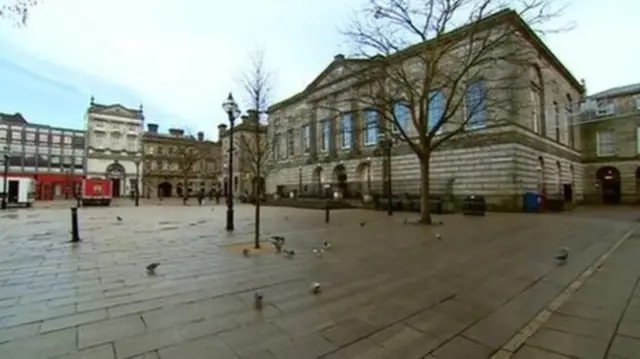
[418,156,433,225]
[254,180,261,249]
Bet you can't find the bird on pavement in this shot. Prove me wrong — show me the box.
[322,241,331,250]
[242,248,250,257]
[146,262,160,274]
[116,216,122,222]
[555,247,569,264]
[435,233,442,241]
[254,292,263,309]
[311,282,321,294]
[283,249,295,258]
[312,248,324,257]
[360,221,367,227]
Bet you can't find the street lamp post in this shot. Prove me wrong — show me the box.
[298,166,303,195]
[366,157,372,194]
[134,153,141,207]
[378,133,393,216]
[1,146,10,210]
[222,93,241,231]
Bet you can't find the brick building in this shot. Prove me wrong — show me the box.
[0,113,85,200]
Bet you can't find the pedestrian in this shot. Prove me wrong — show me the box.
[198,188,204,206]
[215,190,221,204]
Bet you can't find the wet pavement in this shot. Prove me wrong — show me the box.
[0,204,637,359]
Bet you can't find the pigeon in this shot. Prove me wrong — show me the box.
[435,233,442,241]
[271,240,283,253]
[254,291,263,309]
[311,282,321,294]
[242,248,250,257]
[555,247,569,263]
[116,216,122,222]
[322,241,331,250]
[360,221,367,227]
[312,248,324,257]
[146,262,160,274]
[270,236,285,244]
[283,249,295,258]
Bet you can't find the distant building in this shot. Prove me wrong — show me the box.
[84,97,145,198]
[218,110,268,196]
[142,124,220,198]
[578,83,640,203]
[0,112,86,200]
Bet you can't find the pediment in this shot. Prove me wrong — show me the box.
[305,59,369,92]
[102,105,136,118]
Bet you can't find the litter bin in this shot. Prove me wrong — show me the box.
[523,192,541,213]
[462,195,486,216]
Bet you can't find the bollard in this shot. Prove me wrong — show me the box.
[325,201,330,223]
[70,207,81,242]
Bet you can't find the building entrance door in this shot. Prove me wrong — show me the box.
[112,178,121,197]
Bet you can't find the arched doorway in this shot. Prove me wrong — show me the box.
[105,162,125,197]
[252,176,265,196]
[537,156,545,195]
[176,183,184,197]
[596,166,621,204]
[312,166,324,196]
[158,182,172,198]
[333,163,347,196]
[355,161,371,195]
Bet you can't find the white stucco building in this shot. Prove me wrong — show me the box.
[84,97,144,197]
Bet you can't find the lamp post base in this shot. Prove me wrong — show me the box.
[226,208,234,231]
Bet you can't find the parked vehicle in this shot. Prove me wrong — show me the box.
[0,177,36,208]
[81,178,112,206]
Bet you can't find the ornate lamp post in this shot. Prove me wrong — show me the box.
[1,146,10,210]
[134,153,142,207]
[377,133,393,216]
[222,93,241,231]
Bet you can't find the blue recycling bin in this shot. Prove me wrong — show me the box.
[523,192,541,213]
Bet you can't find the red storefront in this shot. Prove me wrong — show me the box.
[4,172,84,200]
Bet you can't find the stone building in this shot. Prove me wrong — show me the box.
[578,83,640,204]
[266,10,585,210]
[0,112,85,200]
[142,124,220,198]
[84,98,144,197]
[218,110,268,196]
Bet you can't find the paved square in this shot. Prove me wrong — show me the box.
[0,204,636,359]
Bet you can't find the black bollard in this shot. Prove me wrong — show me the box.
[325,201,330,223]
[70,207,81,243]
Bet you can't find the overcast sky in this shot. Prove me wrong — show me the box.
[0,0,637,138]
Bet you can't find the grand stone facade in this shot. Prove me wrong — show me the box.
[142,124,220,198]
[266,10,585,210]
[84,98,144,198]
[579,83,640,204]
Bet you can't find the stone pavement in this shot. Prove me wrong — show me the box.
[510,226,640,359]
[0,204,637,359]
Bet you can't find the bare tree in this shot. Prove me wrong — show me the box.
[240,49,276,249]
[1,0,39,25]
[339,0,569,224]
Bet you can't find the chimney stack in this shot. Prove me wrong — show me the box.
[240,115,249,124]
[247,109,258,124]
[218,124,227,140]
[197,131,204,141]
[168,128,184,137]
[147,123,158,133]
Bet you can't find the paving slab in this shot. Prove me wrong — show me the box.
[0,205,637,359]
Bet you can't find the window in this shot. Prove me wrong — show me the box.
[635,96,640,111]
[392,102,409,133]
[320,120,330,152]
[302,125,310,153]
[363,109,379,146]
[636,127,640,154]
[11,128,22,141]
[596,131,615,157]
[287,129,294,156]
[565,94,575,148]
[553,101,560,142]
[530,87,541,134]
[465,81,487,129]
[273,134,280,160]
[340,113,352,149]
[427,89,444,134]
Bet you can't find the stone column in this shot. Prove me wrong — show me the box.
[329,113,337,158]
[350,100,359,153]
